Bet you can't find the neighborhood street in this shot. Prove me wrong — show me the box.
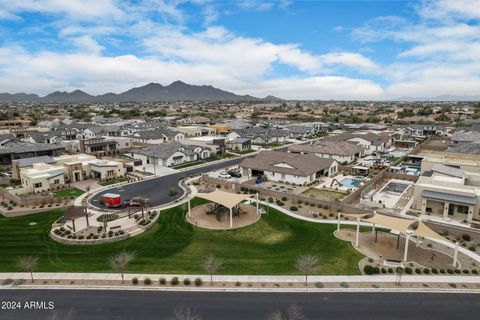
[90,156,248,208]
[1,290,479,320]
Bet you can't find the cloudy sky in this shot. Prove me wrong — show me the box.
[0,0,479,100]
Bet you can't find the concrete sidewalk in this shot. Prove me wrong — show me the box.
[1,272,479,284]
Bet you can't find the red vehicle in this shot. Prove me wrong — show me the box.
[101,193,122,208]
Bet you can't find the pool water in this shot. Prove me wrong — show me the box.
[340,178,363,188]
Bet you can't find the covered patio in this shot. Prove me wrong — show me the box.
[337,211,460,268]
[187,189,260,229]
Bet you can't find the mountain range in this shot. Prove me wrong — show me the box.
[0,81,282,103]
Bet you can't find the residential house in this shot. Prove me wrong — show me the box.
[288,141,364,164]
[226,138,251,151]
[0,143,65,165]
[240,150,338,186]
[130,129,184,144]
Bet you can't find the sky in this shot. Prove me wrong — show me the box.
[0,0,479,100]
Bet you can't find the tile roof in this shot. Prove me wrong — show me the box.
[240,150,335,177]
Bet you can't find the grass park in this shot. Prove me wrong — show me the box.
[0,200,364,275]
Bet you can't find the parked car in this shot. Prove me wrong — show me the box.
[227,170,242,178]
[218,172,232,179]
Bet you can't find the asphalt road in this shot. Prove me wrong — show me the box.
[0,290,479,320]
[90,156,249,209]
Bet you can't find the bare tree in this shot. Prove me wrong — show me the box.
[267,305,305,320]
[170,307,202,320]
[295,253,319,286]
[17,255,38,282]
[109,250,135,284]
[200,254,223,285]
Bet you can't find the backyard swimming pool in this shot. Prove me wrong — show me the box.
[340,177,363,188]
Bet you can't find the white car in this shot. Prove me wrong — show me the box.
[218,172,232,179]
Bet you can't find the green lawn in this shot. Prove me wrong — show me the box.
[0,201,363,275]
[301,188,345,201]
[99,177,129,186]
[52,188,85,198]
[172,160,205,169]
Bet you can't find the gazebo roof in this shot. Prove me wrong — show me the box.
[363,214,415,234]
[195,190,253,209]
[412,221,448,242]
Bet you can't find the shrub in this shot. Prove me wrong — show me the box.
[432,268,438,274]
[468,245,476,252]
[404,267,413,275]
[315,282,324,288]
[183,278,191,286]
[268,197,273,203]
[462,269,470,274]
[170,277,179,286]
[235,281,241,287]
[454,269,461,274]
[415,268,422,274]
[290,206,298,211]
[447,269,454,274]
[194,278,203,286]
[340,282,350,288]
[168,187,178,196]
[368,257,374,263]
[132,277,138,285]
[440,269,446,274]
[159,277,166,285]
[423,268,430,274]
[462,234,471,242]
[144,277,152,285]
[472,270,478,275]
[363,265,375,275]
[381,268,387,274]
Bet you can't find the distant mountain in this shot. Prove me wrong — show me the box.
[0,81,279,103]
[393,95,480,102]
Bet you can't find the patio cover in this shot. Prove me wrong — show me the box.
[363,214,415,234]
[412,221,449,242]
[195,190,253,209]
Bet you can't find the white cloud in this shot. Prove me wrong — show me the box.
[418,0,480,21]
[71,35,104,55]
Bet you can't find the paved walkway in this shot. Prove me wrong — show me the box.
[0,272,479,284]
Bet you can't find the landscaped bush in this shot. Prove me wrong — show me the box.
[339,282,349,288]
[235,281,241,287]
[170,277,179,286]
[290,206,298,211]
[423,268,430,274]
[468,245,476,251]
[363,265,375,275]
[368,258,373,263]
[440,269,446,274]
[454,269,461,274]
[462,234,471,242]
[183,278,191,285]
[472,270,478,275]
[462,269,470,274]
[387,268,393,274]
[194,278,203,286]
[431,268,438,274]
[159,277,166,285]
[381,268,387,274]
[447,269,454,274]
[132,277,138,285]
[404,267,412,274]
[144,277,152,285]
[315,282,324,288]
[268,197,273,203]
[415,268,422,274]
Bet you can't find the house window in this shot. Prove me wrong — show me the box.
[34,182,42,188]
[54,179,60,184]
[457,205,469,214]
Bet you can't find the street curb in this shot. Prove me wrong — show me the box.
[1,285,479,294]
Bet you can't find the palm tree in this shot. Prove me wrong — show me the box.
[295,253,319,286]
[17,255,38,282]
[200,254,222,285]
[108,250,135,284]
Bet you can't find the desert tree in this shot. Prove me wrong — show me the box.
[170,307,202,320]
[295,253,319,286]
[17,255,38,282]
[267,305,305,320]
[201,254,223,285]
[108,250,135,284]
